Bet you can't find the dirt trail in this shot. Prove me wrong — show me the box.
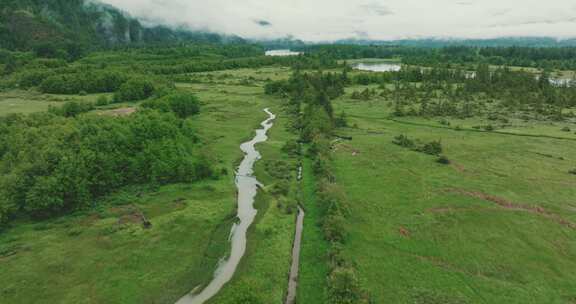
[447,189,576,229]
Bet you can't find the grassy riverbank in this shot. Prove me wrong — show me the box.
[207,100,298,303]
[0,69,297,303]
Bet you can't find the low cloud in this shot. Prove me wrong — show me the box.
[491,16,576,28]
[99,0,576,41]
[488,8,512,17]
[359,3,394,16]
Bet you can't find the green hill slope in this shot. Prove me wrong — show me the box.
[0,0,240,53]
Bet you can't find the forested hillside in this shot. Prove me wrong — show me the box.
[0,0,240,56]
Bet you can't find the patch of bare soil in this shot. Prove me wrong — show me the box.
[173,198,188,210]
[80,213,102,227]
[428,206,504,214]
[446,188,576,229]
[102,107,137,117]
[332,142,360,156]
[398,226,411,238]
[116,205,152,228]
[449,161,482,177]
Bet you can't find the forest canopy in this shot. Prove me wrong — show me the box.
[0,92,207,225]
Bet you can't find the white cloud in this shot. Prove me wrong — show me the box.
[99,0,576,41]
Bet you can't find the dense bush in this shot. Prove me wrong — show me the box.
[334,111,348,128]
[328,267,365,304]
[16,69,55,88]
[141,92,200,118]
[419,140,443,156]
[165,92,201,118]
[393,134,415,148]
[48,101,95,117]
[96,95,111,106]
[394,135,444,157]
[39,71,127,94]
[281,140,301,157]
[114,78,156,102]
[437,155,451,165]
[0,109,211,224]
[323,214,347,243]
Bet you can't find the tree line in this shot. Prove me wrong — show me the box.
[299,44,576,70]
[268,70,370,304]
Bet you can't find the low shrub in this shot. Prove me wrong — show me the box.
[141,91,200,118]
[437,155,451,164]
[114,78,155,102]
[393,134,415,148]
[419,140,443,156]
[49,101,95,117]
[281,140,301,157]
[96,95,110,106]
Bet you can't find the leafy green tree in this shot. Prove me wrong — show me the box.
[25,176,64,217]
[167,92,200,118]
[328,267,364,304]
[335,111,348,127]
[393,134,415,148]
[96,95,110,106]
[420,140,443,156]
[114,78,155,102]
[33,42,63,59]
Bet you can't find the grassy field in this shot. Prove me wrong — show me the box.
[0,68,298,304]
[0,90,113,116]
[0,181,236,304]
[327,86,576,303]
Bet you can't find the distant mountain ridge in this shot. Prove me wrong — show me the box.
[0,0,243,52]
[253,36,576,49]
[332,37,576,48]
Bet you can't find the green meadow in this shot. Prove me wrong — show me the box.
[0,90,113,116]
[327,85,576,303]
[0,67,299,304]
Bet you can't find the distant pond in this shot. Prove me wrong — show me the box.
[353,62,402,72]
[265,50,302,56]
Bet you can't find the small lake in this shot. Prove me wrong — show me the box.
[549,78,573,87]
[265,50,302,56]
[353,62,401,72]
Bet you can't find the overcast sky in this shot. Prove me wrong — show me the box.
[100,0,576,41]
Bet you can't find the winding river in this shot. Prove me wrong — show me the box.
[176,108,276,304]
